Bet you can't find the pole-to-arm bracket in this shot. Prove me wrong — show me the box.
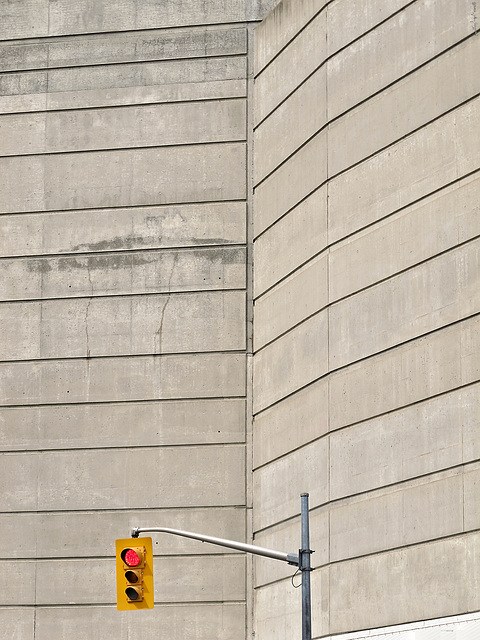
[131,526,300,566]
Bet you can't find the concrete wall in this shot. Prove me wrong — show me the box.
[0,2,279,638]
[252,0,480,638]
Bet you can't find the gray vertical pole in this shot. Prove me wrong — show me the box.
[301,493,312,640]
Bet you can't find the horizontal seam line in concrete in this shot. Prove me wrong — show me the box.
[0,95,248,117]
[0,287,247,306]
[252,232,480,352]
[0,197,247,218]
[252,383,480,471]
[253,154,480,244]
[0,348,247,366]
[0,288,247,305]
[252,310,480,418]
[253,0,462,129]
[253,79,480,192]
[0,242,247,262]
[253,168,480,300]
[0,137,247,160]
[252,460,480,539]
[0,52,247,76]
[0,20,260,44]
[0,395,246,410]
[0,441,247,455]
[253,0,419,80]
[0,505,247,517]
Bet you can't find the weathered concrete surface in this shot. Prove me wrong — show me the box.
[1,554,245,605]
[0,26,247,72]
[253,131,326,236]
[252,1,480,637]
[0,202,246,257]
[254,253,327,349]
[0,0,280,39]
[253,379,328,468]
[0,99,246,156]
[35,604,245,640]
[0,290,246,359]
[329,533,480,633]
[0,247,246,300]
[0,398,245,451]
[254,10,327,124]
[0,445,245,511]
[0,59,247,113]
[0,507,246,558]
[254,0,327,73]
[327,0,473,119]
[328,97,480,243]
[34,604,245,640]
[328,35,480,177]
[329,316,480,430]
[253,312,328,412]
[329,173,480,300]
[0,142,247,214]
[253,187,327,295]
[0,353,246,405]
[254,66,326,182]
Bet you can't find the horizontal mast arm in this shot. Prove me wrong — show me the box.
[131,526,299,566]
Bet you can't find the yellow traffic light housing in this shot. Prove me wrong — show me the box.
[115,537,154,610]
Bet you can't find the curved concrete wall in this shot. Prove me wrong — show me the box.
[252,0,480,637]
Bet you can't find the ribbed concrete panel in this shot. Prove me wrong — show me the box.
[254,131,327,236]
[0,202,246,258]
[253,437,328,531]
[0,100,246,156]
[330,469,468,561]
[0,609,34,640]
[254,10,327,124]
[0,27,247,72]
[0,555,245,605]
[0,0,279,39]
[34,604,246,640]
[328,36,480,177]
[328,98,480,243]
[254,66,326,183]
[0,142,247,214]
[254,253,327,349]
[326,0,414,55]
[253,312,328,413]
[329,316,480,431]
[253,187,327,296]
[0,508,246,558]
[327,0,473,119]
[330,241,480,369]
[0,398,245,451]
[0,60,247,114]
[330,385,480,500]
[0,247,246,300]
[329,174,480,301]
[254,0,327,73]
[0,291,246,360]
[253,380,328,468]
[329,534,480,634]
[0,353,246,405]
[0,445,245,511]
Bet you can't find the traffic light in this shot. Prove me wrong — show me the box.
[115,537,154,610]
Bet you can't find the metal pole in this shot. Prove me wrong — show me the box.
[301,493,312,640]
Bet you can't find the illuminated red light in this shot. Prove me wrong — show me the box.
[124,549,141,567]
